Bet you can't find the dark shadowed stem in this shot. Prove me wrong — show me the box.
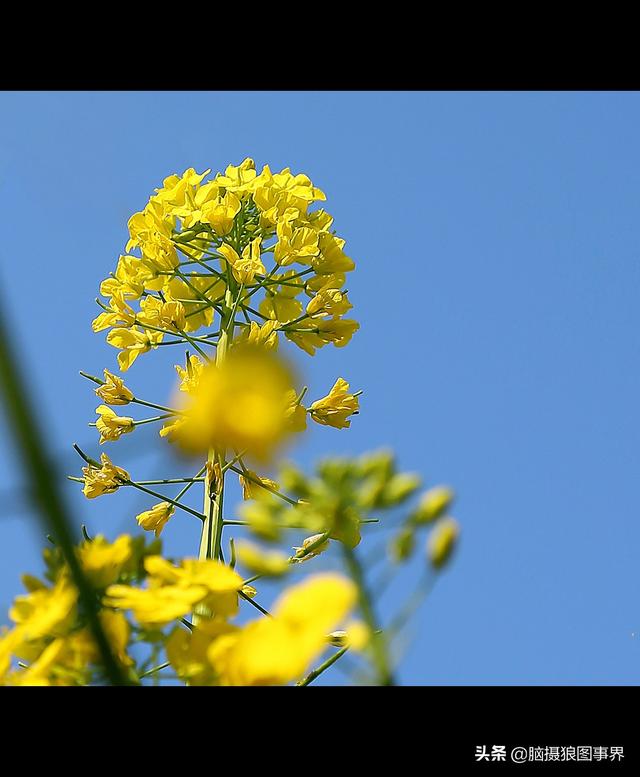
[0,301,132,686]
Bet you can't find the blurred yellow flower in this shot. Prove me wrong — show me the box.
[105,556,243,625]
[9,579,77,642]
[207,573,357,685]
[427,517,460,568]
[235,541,290,577]
[77,534,133,588]
[174,346,297,461]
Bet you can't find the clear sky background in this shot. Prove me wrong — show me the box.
[0,91,638,685]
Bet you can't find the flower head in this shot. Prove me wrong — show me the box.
[82,453,130,499]
[136,502,175,537]
[95,369,134,405]
[309,378,359,429]
[95,405,135,444]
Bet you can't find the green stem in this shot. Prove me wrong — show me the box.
[139,661,170,679]
[342,544,394,686]
[229,464,298,506]
[131,397,184,416]
[122,480,205,520]
[297,647,349,686]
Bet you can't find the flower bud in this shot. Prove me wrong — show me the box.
[412,486,454,525]
[427,517,460,569]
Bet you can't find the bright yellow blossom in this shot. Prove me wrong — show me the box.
[95,405,135,444]
[175,354,205,393]
[136,502,175,537]
[82,453,130,499]
[137,297,186,332]
[92,293,136,333]
[259,293,303,325]
[95,369,134,405]
[218,238,265,285]
[309,378,360,429]
[106,326,164,371]
[237,320,279,350]
[313,233,355,274]
[306,287,352,318]
[215,157,257,196]
[274,219,319,266]
[201,191,241,235]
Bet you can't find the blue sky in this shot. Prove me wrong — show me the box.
[0,91,638,684]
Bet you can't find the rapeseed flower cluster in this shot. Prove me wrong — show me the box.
[1,160,459,686]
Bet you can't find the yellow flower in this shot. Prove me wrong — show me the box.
[274,219,319,266]
[175,354,205,393]
[309,378,359,429]
[9,579,77,642]
[215,157,257,196]
[207,573,356,685]
[99,255,156,301]
[285,389,308,433]
[167,619,238,685]
[286,318,359,355]
[136,502,175,537]
[238,470,279,500]
[164,275,219,333]
[427,517,460,568]
[95,405,135,444]
[237,320,279,350]
[259,293,303,325]
[95,369,134,405]
[105,557,243,625]
[152,167,210,208]
[159,416,187,440]
[313,233,355,274]
[92,293,136,333]
[201,190,241,235]
[106,326,164,371]
[235,541,290,577]
[99,610,133,667]
[174,345,297,461]
[82,453,130,499]
[315,318,359,348]
[218,238,265,285]
[306,287,352,318]
[104,584,206,626]
[77,534,133,588]
[137,297,186,332]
